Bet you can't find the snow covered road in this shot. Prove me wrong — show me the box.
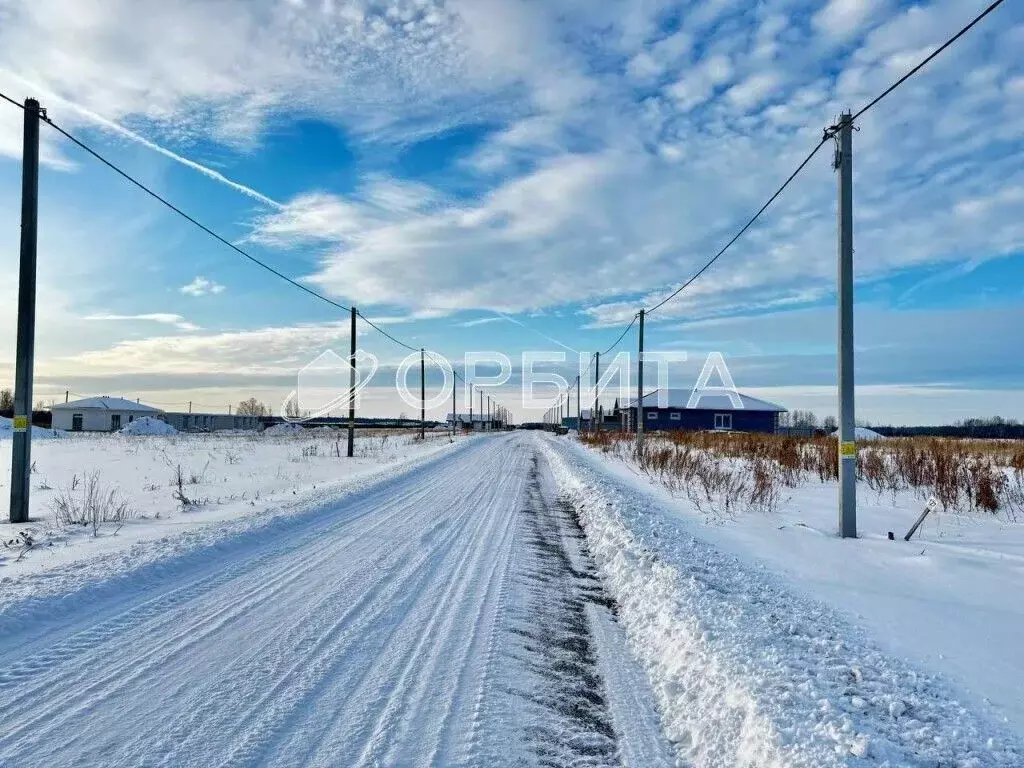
[0,433,671,768]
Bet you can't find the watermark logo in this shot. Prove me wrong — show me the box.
[280,348,741,418]
[280,348,379,421]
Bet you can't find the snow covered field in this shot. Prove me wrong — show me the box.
[0,427,462,603]
[553,432,1024,761]
[0,429,1020,767]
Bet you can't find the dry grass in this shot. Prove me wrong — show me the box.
[580,431,1024,519]
[50,471,135,535]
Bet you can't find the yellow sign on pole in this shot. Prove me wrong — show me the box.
[12,416,29,431]
[840,441,856,458]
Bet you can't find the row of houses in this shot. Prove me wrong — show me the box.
[48,397,262,433]
[447,413,505,431]
[570,389,788,434]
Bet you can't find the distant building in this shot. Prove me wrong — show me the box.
[447,412,501,431]
[50,396,162,432]
[622,389,787,434]
[160,412,262,432]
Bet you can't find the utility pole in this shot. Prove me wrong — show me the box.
[189,401,192,414]
[65,390,68,403]
[420,348,426,441]
[636,309,645,448]
[9,98,42,525]
[576,375,581,431]
[469,383,473,428]
[451,374,456,438]
[347,306,356,457]
[835,111,857,539]
[228,405,232,416]
[479,389,483,429]
[593,352,600,434]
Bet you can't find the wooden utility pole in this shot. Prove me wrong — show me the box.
[9,98,42,524]
[420,348,425,440]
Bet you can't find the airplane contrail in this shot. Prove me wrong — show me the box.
[1,69,283,210]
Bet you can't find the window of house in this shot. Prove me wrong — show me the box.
[647,411,657,420]
[129,415,135,423]
[714,413,732,430]
[111,414,121,431]
[72,414,83,432]
[670,411,681,421]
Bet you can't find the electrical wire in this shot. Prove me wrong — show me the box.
[355,311,420,353]
[848,0,1006,125]
[646,0,1007,318]
[0,98,354,315]
[646,137,829,316]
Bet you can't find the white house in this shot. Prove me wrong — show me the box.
[50,396,163,432]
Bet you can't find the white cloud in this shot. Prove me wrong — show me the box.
[62,321,357,376]
[813,0,882,39]
[726,71,783,110]
[84,313,200,332]
[180,277,225,297]
[665,55,733,111]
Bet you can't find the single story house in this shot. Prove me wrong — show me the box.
[50,396,163,432]
[622,389,787,434]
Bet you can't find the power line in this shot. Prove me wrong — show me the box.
[599,313,639,357]
[0,92,354,315]
[645,0,1006,317]
[355,311,420,353]
[848,0,1006,124]
[646,137,829,316]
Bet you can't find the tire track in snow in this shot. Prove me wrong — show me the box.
[0,434,674,767]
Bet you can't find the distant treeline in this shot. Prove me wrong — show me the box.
[873,418,1024,440]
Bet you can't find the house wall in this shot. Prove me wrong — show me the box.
[160,413,261,432]
[51,409,149,432]
[640,407,778,434]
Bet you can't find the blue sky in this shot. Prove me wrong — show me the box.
[0,0,1022,423]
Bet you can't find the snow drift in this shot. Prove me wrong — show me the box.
[834,427,886,441]
[0,417,64,440]
[120,416,177,436]
[263,422,305,436]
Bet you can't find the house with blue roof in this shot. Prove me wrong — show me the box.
[622,389,787,434]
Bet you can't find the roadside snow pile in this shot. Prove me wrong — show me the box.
[543,437,1023,768]
[263,422,304,436]
[120,416,177,436]
[0,416,64,439]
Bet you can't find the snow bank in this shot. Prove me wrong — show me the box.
[263,422,304,436]
[542,436,1022,768]
[0,416,64,440]
[833,427,886,441]
[120,416,177,436]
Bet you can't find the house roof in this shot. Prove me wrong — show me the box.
[624,388,786,413]
[51,396,163,413]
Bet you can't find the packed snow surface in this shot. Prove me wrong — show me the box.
[0,429,460,590]
[119,416,178,435]
[0,434,671,767]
